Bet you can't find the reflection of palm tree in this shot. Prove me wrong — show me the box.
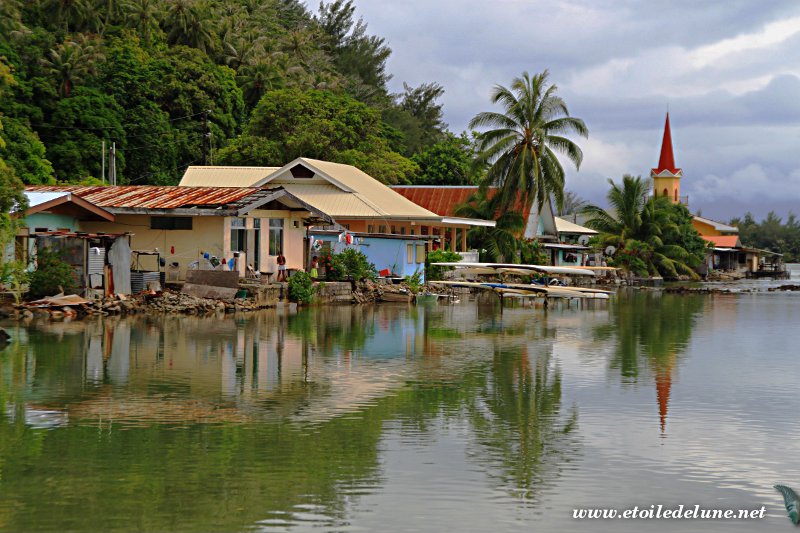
[465,343,578,498]
[595,291,703,432]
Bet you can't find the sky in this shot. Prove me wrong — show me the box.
[348,0,800,221]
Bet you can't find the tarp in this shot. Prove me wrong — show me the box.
[108,237,132,295]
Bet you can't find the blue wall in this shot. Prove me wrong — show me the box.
[311,234,426,280]
[25,213,80,232]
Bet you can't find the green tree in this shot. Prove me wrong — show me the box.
[39,0,93,33]
[164,0,218,54]
[40,37,104,97]
[581,175,704,279]
[316,0,391,100]
[0,116,54,185]
[455,190,525,262]
[469,70,587,215]
[220,88,415,183]
[124,0,162,46]
[43,87,125,182]
[411,134,475,185]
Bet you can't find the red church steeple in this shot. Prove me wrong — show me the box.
[651,113,683,204]
[652,113,681,175]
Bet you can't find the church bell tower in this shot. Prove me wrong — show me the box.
[651,113,683,205]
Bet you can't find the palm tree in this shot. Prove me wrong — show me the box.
[469,70,587,217]
[165,0,216,53]
[557,190,587,216]
[581,175,701,279]
[455,189,525,262]
[40,0,93,33]
[125,0,161,45]
[237,56,285,106]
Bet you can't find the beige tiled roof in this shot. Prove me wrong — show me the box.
[179,166,279,187]
[554,216,598,235]
[259,158,442,220]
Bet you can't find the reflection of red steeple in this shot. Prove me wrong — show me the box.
[651,113,681,176]
[655,369,671,433]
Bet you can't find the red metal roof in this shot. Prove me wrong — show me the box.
[652,113,681,175]
[703,235,741,248]
[26,185,260,209]
[392,186,530,227]
[391,187,477,217]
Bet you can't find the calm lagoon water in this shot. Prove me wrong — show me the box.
[2,288,800,532]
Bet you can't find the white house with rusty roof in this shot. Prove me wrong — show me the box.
[26,185,332,280]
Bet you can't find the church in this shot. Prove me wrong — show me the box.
[651,114,780,275]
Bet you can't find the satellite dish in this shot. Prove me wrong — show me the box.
[578,235,591,246]
[604,245,617,256]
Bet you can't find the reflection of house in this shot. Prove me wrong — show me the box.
[180,158,494,276]
[27,185,331,280]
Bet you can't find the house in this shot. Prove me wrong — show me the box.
[392,185,598,265]
[4,192,121,295]
[180,158,495,278]
[26,185,332,281]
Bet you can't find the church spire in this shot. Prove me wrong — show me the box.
[657,113,677,173]
[651,112,683,204]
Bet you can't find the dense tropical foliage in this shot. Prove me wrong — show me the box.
[581,175,707,279]
[731,212,800,262]
[0,0,453,185]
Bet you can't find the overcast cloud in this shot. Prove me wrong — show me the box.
[348,0,800,220]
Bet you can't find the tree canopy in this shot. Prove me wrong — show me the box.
[0,0,454,186]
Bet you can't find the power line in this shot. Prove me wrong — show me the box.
[30,110,207,132]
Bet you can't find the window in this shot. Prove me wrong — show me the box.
[151,217,192,230]
[663,188,668,197]
[400,227,406,235]
[378,225,387,233]
[391,225,396,234]
[367,224,375,233]
[231,217,245,228]
[416,244,425,264]
[269,218,284,256]
[406,244,413,264]
[410,229,415,235]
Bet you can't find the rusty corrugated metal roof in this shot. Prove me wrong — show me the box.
[26,185,260,209]
[391,186,478,216]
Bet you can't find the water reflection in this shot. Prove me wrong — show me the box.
[0,303,585,531]
[594,290,704,434]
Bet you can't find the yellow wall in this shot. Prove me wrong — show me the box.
[691,218,721,237]
[653,176,680,204]
[82,210,311,279]
[81,214,225,279]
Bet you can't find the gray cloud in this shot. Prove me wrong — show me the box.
[347,0,800,218]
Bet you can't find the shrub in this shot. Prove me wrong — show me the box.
[327,249,377,281]
[28,247,78,298]
[520,239,548,265]
[426,249,461,280]
[404,270,424,294]
[287,270,315,304]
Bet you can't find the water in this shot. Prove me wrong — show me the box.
[1,291,799,532]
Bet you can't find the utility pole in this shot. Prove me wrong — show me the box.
[101,139,106,184]
[109,142,117,185]
[201,110,209,165]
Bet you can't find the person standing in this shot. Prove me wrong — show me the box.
[310,256,319,279]
[277,253,287,282]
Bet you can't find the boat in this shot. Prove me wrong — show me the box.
[414,293,441,305]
